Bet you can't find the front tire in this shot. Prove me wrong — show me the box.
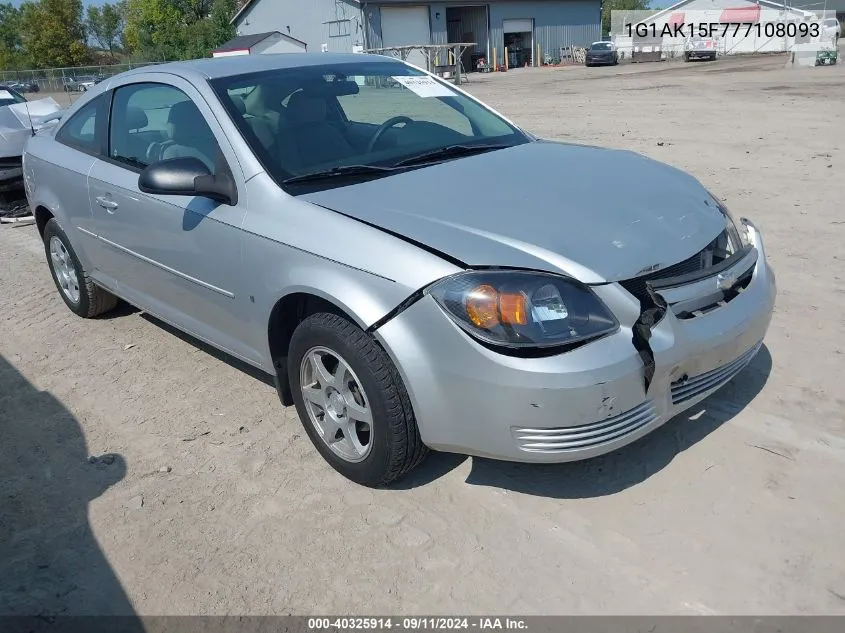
[43,218,118,318]
[288,312,428,486]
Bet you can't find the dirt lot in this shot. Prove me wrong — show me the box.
[2,54,845,616]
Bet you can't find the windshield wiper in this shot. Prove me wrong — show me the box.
[391,143,511,168]
[283,164,398,185]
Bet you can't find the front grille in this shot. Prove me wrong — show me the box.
[620,231,730,304]
[512,401,656,453]
[671,341,762,405]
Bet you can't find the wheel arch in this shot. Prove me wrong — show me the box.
[267,289,370,406]
[34,205,54,237]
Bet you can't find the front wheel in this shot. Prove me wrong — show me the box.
[288,312,428,486]
[43,218,118,318]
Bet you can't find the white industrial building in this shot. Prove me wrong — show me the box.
[614,0,824,61]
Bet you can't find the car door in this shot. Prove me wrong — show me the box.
[43,93,110,268]
[87,78,258,364]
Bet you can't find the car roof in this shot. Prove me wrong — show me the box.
[121,53,403,82]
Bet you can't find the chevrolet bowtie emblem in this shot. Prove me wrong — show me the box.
[716,272,738,291]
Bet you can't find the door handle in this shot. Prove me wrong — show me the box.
[96,196,119,211]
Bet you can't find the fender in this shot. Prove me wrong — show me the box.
[250,248,420,369]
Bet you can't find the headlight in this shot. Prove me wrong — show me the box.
[428,271,619,349]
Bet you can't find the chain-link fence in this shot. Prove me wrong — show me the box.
[0,62,168,94]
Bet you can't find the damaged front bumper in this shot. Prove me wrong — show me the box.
[373,221,776,462]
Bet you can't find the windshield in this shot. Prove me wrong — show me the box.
[590,43,612,51]
[0,87,26,108]
[211,61,529,191]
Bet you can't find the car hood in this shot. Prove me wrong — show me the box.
[301,141,728,284]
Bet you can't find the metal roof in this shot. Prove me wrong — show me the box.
[212,31,308,53]
[231,0,361,25]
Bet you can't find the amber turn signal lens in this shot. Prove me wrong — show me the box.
[465,284,499,328]
[499,292,528,325]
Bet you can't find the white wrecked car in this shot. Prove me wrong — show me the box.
[0,86,63,192]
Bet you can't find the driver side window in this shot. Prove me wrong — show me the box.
[109,83,222,173]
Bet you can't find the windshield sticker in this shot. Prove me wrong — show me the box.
[0,90,13,100]
[392,75,456,98]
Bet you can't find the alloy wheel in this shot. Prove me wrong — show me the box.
[49,236,80,304]
[299,346,373,463]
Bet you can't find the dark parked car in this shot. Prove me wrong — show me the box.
[585,41,618,67]
[8,80,39,93]
[61,77,80,92]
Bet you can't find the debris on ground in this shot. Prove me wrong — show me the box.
[87,454,116,466]
[181,431,210,442]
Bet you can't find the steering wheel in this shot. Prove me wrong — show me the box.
[366,116,413,153]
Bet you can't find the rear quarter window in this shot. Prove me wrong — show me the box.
[55,94,108,155]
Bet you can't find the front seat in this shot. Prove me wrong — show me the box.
[242,83,286,149]
[155,100,219,171]
[284,92,356,170]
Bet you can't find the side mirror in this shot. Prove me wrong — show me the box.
[138,157,236,205]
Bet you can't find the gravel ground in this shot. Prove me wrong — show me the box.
[1,54,844,616]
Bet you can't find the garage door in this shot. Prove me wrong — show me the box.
[380,6,431,69]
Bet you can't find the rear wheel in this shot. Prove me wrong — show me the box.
[288,312,428,486]
[43,218,118,318]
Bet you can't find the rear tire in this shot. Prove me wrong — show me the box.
[43,218,118,318]
[288,312,428,486]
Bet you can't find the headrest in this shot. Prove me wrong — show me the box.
[231,94,247,115]
[168,100,200,126]
[244,83,284,116]
[125,106,148,130]
[287,93,327,124]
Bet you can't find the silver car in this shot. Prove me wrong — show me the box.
[23,54,776,486]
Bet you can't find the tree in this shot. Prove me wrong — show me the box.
[209,0,236,48]
[0,3,25,69]
[602,0,650,37]
[124,0,237,61]
[87,3,125,62]
[20,0,89,68]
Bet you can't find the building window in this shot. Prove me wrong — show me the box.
[328,19,351,38]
